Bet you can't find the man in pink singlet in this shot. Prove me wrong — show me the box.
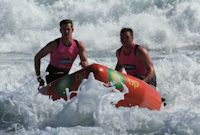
[34,19,89,87]
[115,28,157,87]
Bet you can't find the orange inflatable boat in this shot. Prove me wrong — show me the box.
[39,63,162,110]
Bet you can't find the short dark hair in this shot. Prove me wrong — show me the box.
[60,19,73,28]
[120,28,134,38]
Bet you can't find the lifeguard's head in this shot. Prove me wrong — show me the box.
[59,19,74,38]
[120,28,134,47]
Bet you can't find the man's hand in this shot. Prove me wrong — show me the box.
[37,77,45,87]
[80,61,88,68]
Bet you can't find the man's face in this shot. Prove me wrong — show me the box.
[60,23,73,38]
[120,31,133,47]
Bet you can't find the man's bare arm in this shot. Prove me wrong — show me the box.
[137,46,155,82]
[77,41,89,68]
[34,41,57,77]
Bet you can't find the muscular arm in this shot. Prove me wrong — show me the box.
[77,41,89,68]
[136,46,155,82]
[34,41,57,77]
[115,49,123,72]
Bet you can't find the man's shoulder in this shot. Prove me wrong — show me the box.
[52,38,60,44]
[116,47,122,53]
[74,39,85,50]
[135,44,149,57]
[116,47,122,57]
[137,45,147,52]
[45,38,59,49]
[74,39,80,46]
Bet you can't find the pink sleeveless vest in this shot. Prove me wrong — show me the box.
[50,38,79,71]
[117,44,147,77]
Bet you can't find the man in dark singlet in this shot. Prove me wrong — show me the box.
[115,28,157,87]
[34,19,89,87]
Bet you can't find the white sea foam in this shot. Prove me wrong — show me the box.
[1,0,200,134]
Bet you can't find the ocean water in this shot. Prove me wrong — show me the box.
[0,0,200,134]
